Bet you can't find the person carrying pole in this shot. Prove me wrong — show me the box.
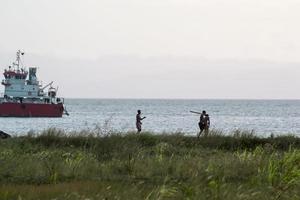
[190,110,210,138]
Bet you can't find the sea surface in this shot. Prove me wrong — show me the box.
[1,99,300,136]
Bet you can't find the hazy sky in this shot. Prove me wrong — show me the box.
[0,0,299,99]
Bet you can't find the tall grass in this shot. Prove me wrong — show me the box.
[0,129,299,199]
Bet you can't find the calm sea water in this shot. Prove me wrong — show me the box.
[1,99,300,136]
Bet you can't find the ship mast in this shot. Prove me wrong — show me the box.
[13,50,24,71]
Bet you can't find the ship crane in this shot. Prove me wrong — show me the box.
[38,81,53,96]
[41,81,54,91]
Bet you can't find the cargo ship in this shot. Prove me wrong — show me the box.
[0,50,67,117]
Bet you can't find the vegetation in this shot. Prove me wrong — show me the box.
[0,129,299,200]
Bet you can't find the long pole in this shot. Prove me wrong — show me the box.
[190,111,202,115]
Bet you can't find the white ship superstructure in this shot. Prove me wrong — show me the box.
[0,50,67,117]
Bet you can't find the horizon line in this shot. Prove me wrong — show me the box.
[63,97,300,101]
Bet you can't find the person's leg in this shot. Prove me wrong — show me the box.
[198,130,203,138]
[136,123,142,133]
[197,122,201,138]
[198,125,204,138]
[204,127,209,136]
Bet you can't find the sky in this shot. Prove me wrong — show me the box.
[0,0,299,99]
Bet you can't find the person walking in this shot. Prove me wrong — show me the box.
[136,110,146,133]
[197,110,206,138]
[191,110,211,138]
[203,113,210,136]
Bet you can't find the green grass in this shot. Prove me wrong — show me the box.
[0,129,299,200]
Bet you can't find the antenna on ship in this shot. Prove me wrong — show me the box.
[14,50,25,71]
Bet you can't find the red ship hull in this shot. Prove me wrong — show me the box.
[0,102,64,117]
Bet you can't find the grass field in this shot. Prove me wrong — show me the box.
[0,129,299,200]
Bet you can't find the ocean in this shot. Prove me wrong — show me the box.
[1,99,300,136]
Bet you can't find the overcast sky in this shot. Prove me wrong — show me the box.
[0,0,299,99]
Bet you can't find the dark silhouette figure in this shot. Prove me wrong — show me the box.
[197,110,206,138]
[136,110,146,133]
[203,114,210,136]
